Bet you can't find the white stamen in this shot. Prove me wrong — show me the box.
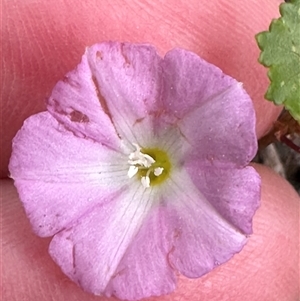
[143,154,156,166]
[154,167,164,176]
[128,144,155,168]
[141,176,150,188]
[128,165,138,178]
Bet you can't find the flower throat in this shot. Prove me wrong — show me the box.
[128,144,171,188]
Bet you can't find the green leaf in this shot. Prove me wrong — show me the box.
[256,0,300,122]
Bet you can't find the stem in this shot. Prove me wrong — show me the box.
[258,110,300,151]
[280,135,300,153]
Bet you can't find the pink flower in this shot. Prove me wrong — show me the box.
[9,42,260,300]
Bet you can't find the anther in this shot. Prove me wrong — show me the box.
[128,165,138,178]
[141,176,150,188]
[154,167,164,176]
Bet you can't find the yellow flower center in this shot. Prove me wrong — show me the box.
[128,144,171,188]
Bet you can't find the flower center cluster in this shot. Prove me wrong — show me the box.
[128,143,171,188]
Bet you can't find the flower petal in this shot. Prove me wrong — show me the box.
[162,48,257,167]
[186,163,261,234]
[9,112,128,236]
[106,206,176,300]
[162,48,236,118]
[47,49,122,150]
[164,168,247,278]
[179,83,257,167]
[79,42,164,146]
[49,182,155,297]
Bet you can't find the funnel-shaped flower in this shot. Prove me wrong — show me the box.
[9,42,260,300]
